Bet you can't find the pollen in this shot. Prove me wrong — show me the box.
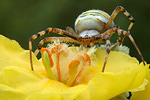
[40,44,95,86]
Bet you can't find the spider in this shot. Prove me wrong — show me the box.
[29,6,145,72]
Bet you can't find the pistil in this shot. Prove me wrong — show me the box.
[40,48,56,80]
[41,44,92,86]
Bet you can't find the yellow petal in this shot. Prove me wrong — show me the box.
[131,69,150,100]
[0,35,89,100]
[0,35,148,100]
[0,84,25,100]
[88,49,148,100]
[0,35,42,71]
[0,66,89,100]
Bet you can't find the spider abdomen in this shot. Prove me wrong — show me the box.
[75,10,114,34]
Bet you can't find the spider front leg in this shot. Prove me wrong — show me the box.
[102,36,111,72]
[34,37,80,56]
[29,27,78,71]
[104,6,135,32]
[109,27,145,64]
[93,34,111,72]
[95,27,145,72]
[111,31,122,50]
[103,6,135,46]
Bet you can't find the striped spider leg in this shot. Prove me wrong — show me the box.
[29,28,79,71]
[29,6,145,72]
[94,27,145,72]
[29,26,145,72]
[103,6,135,50]
[34,37,81,56]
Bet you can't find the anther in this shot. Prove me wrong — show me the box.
[69,53,91,86]
[51,44,69,82]
[67,59,80,86]
[82,53,91,65]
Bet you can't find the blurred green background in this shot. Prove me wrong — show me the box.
[0,0,150,63]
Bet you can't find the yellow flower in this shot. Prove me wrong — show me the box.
[0,34,148,100]
[131,68,150,100]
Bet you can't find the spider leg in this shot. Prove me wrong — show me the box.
[103,6,135,32]
[65,27,78,46]
[34,37,81,56]
[102,36,111,72]
[111,29,122,50]
[103,6,135,46]
[108,28,145,65]
[29,27,78,71]
[104,25,122,50]
[66,26,76,35]
[94,27,145,72]
[110,28,145,65]
[93,34,111,72]
[122,31,145,65]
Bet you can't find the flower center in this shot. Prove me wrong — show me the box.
[40,44,92,86]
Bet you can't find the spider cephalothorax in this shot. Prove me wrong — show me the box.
[29,6,145,72]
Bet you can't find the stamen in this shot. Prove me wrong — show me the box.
[78,52,91,65]
[67,59,80,86]
[40,44,92,86]
[51,44,69,82]
[82,52,91,65]
[40,48,56,80]
[70,52,91,86]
